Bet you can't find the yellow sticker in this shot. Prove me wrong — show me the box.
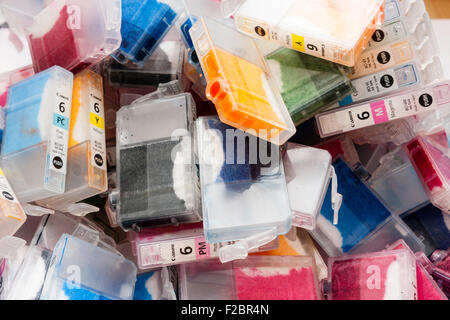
[0,168,4,176]
[90,112,105,130]
[291,34,305,52]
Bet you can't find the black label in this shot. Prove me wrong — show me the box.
[255,26,266,37]
[2,191,13,201]
[53,156,63,169]
[94,154,104,167]
[380,74,394,88]
[377,51,391,64]
[372,29,385,42]
[419,93,433,107]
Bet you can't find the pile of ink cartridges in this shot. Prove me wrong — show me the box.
[0,0,448,301]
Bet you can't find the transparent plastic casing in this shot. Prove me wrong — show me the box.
[309,158,424,256]
[133,268,177,300]
[233,0,385,66]
[0,168,27,239]
[25,0,122,73]
[326,249,417,300]
[35,69,107,214]
[190,18,295,145]
[5,213,117,300]
[405,134,450,214]
[261,46,352,126]
[388,240,447,300]
[1,66,73,203]
[116,93,201,231]
[196,116,292,243]
[207,0,244,17]
[107,39,184,88]
[40,234,136,300]
[0,0,46,35]
[368,147,429,215]
[112,0,182,67]
[316,135,360,167]
[283,143,332,230]
[316,81,450,138]
[133,222,279,270]
[179,255,320,300]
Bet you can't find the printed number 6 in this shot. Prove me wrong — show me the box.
[180,246,192,255]
[94,102,100,113]
[59,102,65,113]
[307,44,318,51]
[357,111,370,120]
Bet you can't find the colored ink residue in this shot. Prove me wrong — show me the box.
[133,272,164,300]
[2,70,52,155]
[28,4,88,73]
[234,266,317,300]
[266,48,351,125]
[117,0,177,65]
[203,47,286,137]
[62,281,110,300]
[319,159,390,252]
[331,255,398,300]
[416,264,446,300]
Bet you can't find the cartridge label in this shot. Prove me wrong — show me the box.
[139,237,237,267]
[317,82,450,137]
[89,86,106,171]
[342,63,419,104]
[367,20,407,49]
[346,40,414,79]
[46,75,72,193]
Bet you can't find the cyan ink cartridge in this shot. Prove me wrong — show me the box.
[1,66,73,203]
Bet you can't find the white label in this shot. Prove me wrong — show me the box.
[139,237,236,267]
[235,16,354,65]
[346,40,414,79]
[317,82,450,137]
[347,63,419,104]
[89,87,106,171]
[45,76,72,193]
[0,168,19,205]
[366,20,407,49]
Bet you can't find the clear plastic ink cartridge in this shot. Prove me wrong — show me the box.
[39,234,137,300]
[325,249,418,300]
[283,143,342,230]
[107,39,184,88]
[179,256,321,300]
[112,0,182,67]
[0,168,27,239]
[368,147,429,215]
[116,93,201,231]
[190,17,295,145]
[316,81,450,138]
[309,158,424,256]
[349,118,416,146]
[262,46,352,126]
[0,0,47,36]
[405,134,450,214]
[5,212,117,299]
[35,69,107,216]
[176,13,205,83]
[208,0,244,17]
[413,204,450,251]
[316,135,360,167]
[233,0,385,66]
[25,0,122,74]
[388,240,447,300]
[133,268,177,300]
[196,116,292,246]
[345,35,439,80]
[1,66,73,203]
[0,236,26,299]
[133,222,278,269]
[340,57,444,106]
